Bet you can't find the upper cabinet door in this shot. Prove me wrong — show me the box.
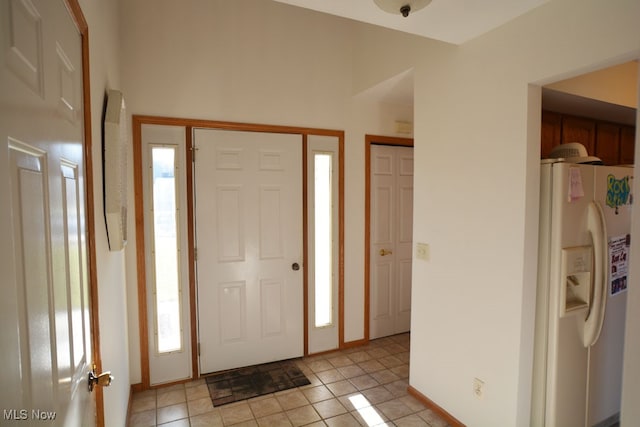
[620,125,636,165]
[595,122,621,166]
[541,111,562,158]
[562,116,596,155]
[540,110,635,166]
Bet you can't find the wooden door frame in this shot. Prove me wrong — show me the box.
[132,115,344,389]
[64,1,104,425]
[364,134,414,342]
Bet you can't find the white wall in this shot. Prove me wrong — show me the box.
[119,0,418,384]
[345,80,415,341]
[77,0,130,425]
[116,0,640,425]
[119,0,351,125]
[405,0,640,425]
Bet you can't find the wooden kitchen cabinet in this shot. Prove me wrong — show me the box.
[595,122,621,165]
[541,110,636,165]
[541,111,562,158]
[561,116,596,154]
[620,125,636,164]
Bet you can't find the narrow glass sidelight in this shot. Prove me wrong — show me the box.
[151,146,183,353]
[307,135,340,353]
[314,153,333,327]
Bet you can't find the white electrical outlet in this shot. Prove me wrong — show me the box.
[473,378,484,399]
[416,242,429,261]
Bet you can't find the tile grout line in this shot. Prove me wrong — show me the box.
[128,333,450,427]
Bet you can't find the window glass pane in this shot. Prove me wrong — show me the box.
[151,147,182,353]
[314,153,333,327]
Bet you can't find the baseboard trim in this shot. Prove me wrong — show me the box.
[306,337,368,358]
[130,377,198,392]
[126,383,140,424]
[310,347,346,358]
[342,338,368,349]
[407,385,466,427]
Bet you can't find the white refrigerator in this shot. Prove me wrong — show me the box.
[532,160,633,427]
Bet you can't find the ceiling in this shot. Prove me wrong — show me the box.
[356,69,415,106]
[542,88,637,126]
[271,0,637,126]
[272,0,548,45]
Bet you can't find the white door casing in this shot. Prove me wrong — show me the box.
[194,128,303,374]
[370,145,413,339]
[0,0,95,424]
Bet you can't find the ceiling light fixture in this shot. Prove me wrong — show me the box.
[374,0,432,17]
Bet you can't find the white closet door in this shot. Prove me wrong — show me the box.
[194,128,303,374]
[370,145,413,339]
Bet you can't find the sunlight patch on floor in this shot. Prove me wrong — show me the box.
[349,394,387,426]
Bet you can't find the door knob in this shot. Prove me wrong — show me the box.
[379,249,393,256]
[88,368,114,392]
[292,262,300,271]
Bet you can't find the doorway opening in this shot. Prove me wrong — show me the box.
[531,60,638,426]
[540,61,637,164]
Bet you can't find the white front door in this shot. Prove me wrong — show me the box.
[370,145,414,339]
[194,128,303,374]
[0,0,96,424]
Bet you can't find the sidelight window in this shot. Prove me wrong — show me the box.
[314,153,333,328]
[150,146,183,353]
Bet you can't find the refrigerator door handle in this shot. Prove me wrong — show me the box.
[583,201,608,347]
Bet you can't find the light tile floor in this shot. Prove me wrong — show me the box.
[127,333,450,427]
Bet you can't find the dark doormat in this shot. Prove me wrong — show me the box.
[205,359,311,406]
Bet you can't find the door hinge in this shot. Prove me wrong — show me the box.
[194,248,197,261]
[197,342,201,356]
[190,146,198,162]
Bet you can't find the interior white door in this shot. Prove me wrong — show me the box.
[370,145,413,339]
[0,0,95,425]
[194,128,303,374]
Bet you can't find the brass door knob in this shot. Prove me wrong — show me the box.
[88,370,114,392]
[379,249,393,256]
